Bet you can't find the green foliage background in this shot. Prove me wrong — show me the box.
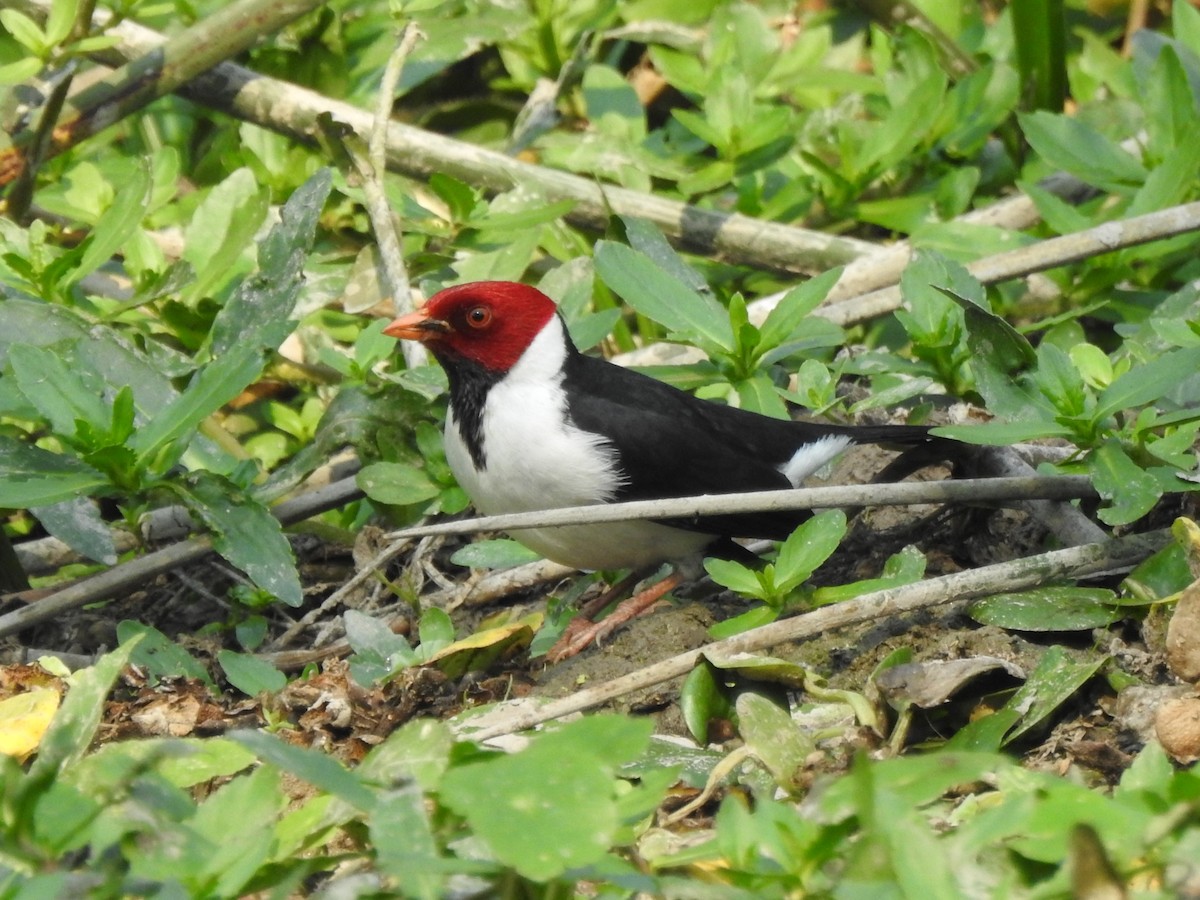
[3,0,1200,895]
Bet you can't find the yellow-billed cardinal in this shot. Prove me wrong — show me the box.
[384,281,935,657]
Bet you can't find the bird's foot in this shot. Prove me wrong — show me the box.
[547,571,684,662]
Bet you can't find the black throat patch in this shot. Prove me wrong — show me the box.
[442,356,504,471]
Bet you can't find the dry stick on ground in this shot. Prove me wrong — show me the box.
[817,201,1200,327]
[0,0,325,187]
[462,529,1168,742]
[0,478,363,640]
[12,0,876,274]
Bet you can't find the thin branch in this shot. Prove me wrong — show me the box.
[361,22,425,369]
[0,477,363,640]
[12,0,878,274]
[1,0,326,187]
[380,475,1098,544]
[816,200,1200,326]
[461,529,1167,742]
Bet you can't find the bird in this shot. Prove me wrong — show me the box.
[384,280,939,658]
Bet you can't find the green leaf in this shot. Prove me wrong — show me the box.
[449,539,542,569]
[359,718,453,792]
[0,10,48,55]
[680,660,730,745]
[1035,341,1088,419]
[1093,347,1200,423]
[31,496,116,565]
[129,344,264,466]
[174,471,302,607]
[217,650,287,696]
[1090,441,1161,526]
[594,241,733,350]
[209,169,332,357]
[369,784,445,900]
[969,587,1122,631]
[28,638,142,780]
[704,557,768,599]
[116,621,213,686]
[356,461,441,506]
[1140,44,1196,159]
[438,715,654,881]
[1002,646,1108,744]
[619,216,710,294]
[775,509,847,592]
[0,436,110,507]
[735,691,814,794]
[1019,110,1147,190]
[43,0,79,46]
[181,168,270,305]
[70,161,151,286]
[733,373,788,418]
[757,269,841,352]
[8,343,112,437]
[1010,0,1067,111]
[231,729,377,811]
[931,421,1075,444]
[188,766,284,897]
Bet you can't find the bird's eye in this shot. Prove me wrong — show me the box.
[465,306,492,328]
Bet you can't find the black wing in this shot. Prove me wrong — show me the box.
[562,351,930,540]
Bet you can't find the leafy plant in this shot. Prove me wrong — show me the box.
[0,170,334,605]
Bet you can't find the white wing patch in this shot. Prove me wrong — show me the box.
[777,434,853,486]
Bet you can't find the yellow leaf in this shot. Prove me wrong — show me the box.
[0,687,61,761]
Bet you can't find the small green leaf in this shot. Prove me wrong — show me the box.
[1035,342,1088,419]
[0,10,49,55]
[174,472,302,607]
[180,167,269,305]
[1019,110,1147,189]
[594,241,733,351]
[704,557,768,599]
[1010,0,1067,111]
[357,461,441,506]
[438,716,654,881]
[209,169,332,357]
[1091,441,1161,526]
[232,729,377,811]
[27,638,141,780]
[969,587,1122,631]
[619,216,710,294]
[757,269,841,352]
[8,343,112,437]
[0,436,110,507]
[931,421,1076,444]
[70,162,151,286]
[31,496,116,565]
[680,659,730,744]
[1069,344,1114,390]
[129,344,265,466]
[735,691,814,793]
[115,621,211,687]
[450,539,541,569]
[733,373,788,418]
[775,510,847,592]
[1093,347,1200,423]
[217,650,287,696]
[1003,646,1108,744]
